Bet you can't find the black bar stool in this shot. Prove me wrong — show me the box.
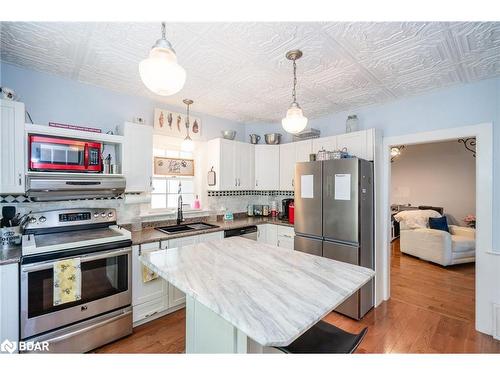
[274,321,368,354]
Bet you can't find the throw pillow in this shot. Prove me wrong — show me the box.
[429,216,449,232]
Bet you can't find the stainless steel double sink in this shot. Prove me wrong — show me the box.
[155,222,219,235]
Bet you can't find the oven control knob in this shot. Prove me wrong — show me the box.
[28,217,37,224]
[107,212,114,218]
[101,212,106,217]
[39,216,47,223]
[94,213,99,218]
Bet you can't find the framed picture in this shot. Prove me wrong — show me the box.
[154,157,195,176]
[154,108,201,140]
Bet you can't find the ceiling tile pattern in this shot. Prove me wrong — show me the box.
[1,22,499,123]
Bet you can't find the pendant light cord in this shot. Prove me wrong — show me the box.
[292,59,297,104]
[161,22,166,39]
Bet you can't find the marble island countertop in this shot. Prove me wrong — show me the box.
[131,216,293,245]
[140,237,374,347]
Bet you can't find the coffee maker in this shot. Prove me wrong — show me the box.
[279,198,294,221]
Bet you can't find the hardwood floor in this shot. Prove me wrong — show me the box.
[326,239,499,353]
[96,239,500,354]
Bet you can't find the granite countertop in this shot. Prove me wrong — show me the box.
[0,245,22,265]
[131,216,293,245]
[140,237,374,347]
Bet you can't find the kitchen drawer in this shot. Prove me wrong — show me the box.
[133,296,168,324]
[265,224,278,246]
[277,226,295,240]
[140,241,162,251]
[277,237,294,250]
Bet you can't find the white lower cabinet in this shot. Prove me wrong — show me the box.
[256,225,266,243]
[0,263,19,352]
[277,226,295,250]
[132,242,170,325]
[256,224,294,248]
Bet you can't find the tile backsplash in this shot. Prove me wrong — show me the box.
[206,191,294,214]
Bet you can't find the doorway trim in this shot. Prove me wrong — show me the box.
[378,122,494,335]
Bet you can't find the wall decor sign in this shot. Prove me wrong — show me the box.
[154,157,195,176]
[49,122,102,133]
[154,108,201,140]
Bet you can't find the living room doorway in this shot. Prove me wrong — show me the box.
[389,140,476,322]
[378,123,494,337]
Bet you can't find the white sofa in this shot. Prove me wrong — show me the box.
[395,210,476,266]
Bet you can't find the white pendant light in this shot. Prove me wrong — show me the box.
[139,22,186,96]
[181,99,195,152]
[282,50,308,134]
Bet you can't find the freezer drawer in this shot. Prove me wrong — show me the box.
[323,241,373,320]
[294,236,322,257]
[323,241,359,264]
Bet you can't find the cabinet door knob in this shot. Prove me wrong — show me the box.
[18,173,22,186]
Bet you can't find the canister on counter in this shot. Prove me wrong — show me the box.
[247,204,254,216]
[263,205,269,216]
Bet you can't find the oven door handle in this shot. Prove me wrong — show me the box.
[21,247,131,272]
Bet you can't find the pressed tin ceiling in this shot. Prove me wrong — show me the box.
[1,22,499,123]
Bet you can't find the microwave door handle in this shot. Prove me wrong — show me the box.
[84,143,89,168]
[21,248,131,272]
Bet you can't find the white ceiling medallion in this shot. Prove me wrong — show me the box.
[181,99,195,152]
[282,49,308,134]
[139,22,186,96]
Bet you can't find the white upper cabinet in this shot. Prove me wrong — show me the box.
[219,138,237,190]
[118,122,153,193]
[0,100,25,194]
[206,138,254,191]
[255,144,279,190]
[279,140,312,191]
[236,142,255,190]
[311,129,375,161]
[295,139,313,162]
[279,143,295,191]
[336,129,374,161]
[312,135,337,154]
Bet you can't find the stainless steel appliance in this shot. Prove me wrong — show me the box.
[294,158,374,320]
[279,198,294,221]
[20,208,133,353]
[26,175,126,201]
[224,226,258,241]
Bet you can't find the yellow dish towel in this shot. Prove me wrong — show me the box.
[53,258,81,306]
[142,264,158,283]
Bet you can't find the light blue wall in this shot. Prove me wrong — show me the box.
[246,78,500,249]
[0,62,245,141]
[246,78,499,140]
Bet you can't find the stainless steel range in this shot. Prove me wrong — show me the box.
[20,208,133,353]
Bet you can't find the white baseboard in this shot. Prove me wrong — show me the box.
[133,303,185,328]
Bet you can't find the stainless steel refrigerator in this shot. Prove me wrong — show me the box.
[294,158,374,320]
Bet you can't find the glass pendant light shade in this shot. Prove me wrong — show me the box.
[282,50,308,134]
[139,48,186,96]
[181,137,194,152]
[282,103,308,134]
[139,23,186,96]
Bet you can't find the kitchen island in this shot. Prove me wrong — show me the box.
[140,237,374,353]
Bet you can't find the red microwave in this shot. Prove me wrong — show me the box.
[29,135,102,173]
